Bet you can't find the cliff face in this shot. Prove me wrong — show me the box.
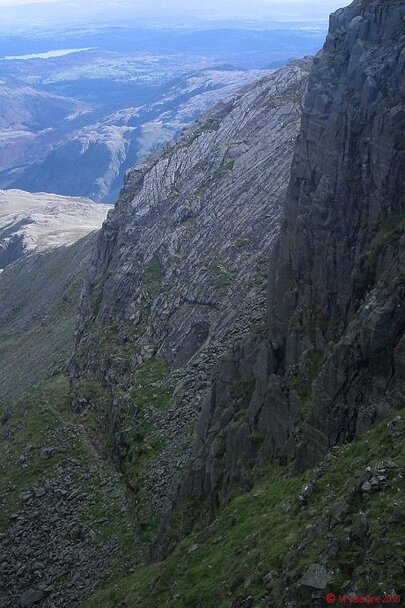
[156,0,404,547]
[1,2,404,606]
[72,0,403,566]
[71,59,310,525]
[269,0,405,466]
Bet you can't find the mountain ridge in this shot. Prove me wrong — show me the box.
[0,67,276,202]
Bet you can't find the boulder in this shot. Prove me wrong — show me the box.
[300,563,333,590]
[20,589,46,607]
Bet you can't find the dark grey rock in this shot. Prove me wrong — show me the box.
[300,564,332,590]
[269,0,405,471]
[263,571,277,588]
[389,503,402,525]
[329,501,349,528]
[20,589,46,607]
[301,483,315,499]
[350,513,369,541]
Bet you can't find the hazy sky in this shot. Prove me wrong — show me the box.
[0,0,347,5]
[0,0,350,32]
[0,0,348,16]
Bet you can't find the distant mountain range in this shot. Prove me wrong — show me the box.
[0,67,272,202]
[0,23,326,203]
[0,78,85,171]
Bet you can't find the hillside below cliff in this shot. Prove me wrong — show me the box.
[0,234,97,401]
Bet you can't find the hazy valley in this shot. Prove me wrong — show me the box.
[0,22,325,202]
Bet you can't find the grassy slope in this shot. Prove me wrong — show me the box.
[0,233,96,401]
[0,232,144,600]
[84,411,404,608]
[0,375,139,574]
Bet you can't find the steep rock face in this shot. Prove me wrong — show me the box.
[71,59,310,526]
[156,0,404,549]
[269,0,405,467]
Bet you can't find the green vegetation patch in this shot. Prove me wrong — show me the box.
[288,303,328,341]
[354,212,405,293]
[84,410,405,608]
[235,237,250,248]
[144,256,163,291]
[117,356,173,538]
[250,272,267,287]
[211,256,233,289]
[124,418,162,482]
[229,378,256,410]
[134,255,164,321]
[80,466,139,571]
[214,160,235,177]
[285,349,325,414]
[129,357,172,410]
[89,271,110,317]
[95,324,145,358]
[0,376,71,531]
[201,120,220,132]
[76,379,109,410]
